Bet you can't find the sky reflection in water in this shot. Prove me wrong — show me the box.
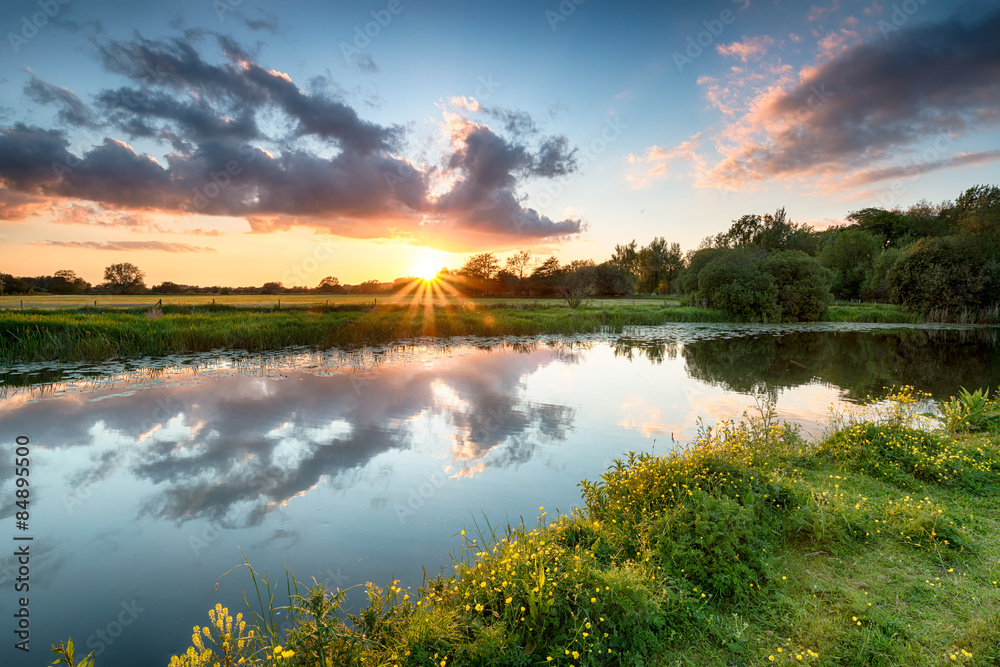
[0,324,997,666]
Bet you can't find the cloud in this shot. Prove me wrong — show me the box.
[716,35,776,62]
[700,8,1000,190]
[0,34,584,250]
[34,240,218,252]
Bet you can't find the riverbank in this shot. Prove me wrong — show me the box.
[67,388,993,667]
[0,300,922,364]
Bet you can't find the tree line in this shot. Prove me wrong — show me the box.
[3,183,996,321]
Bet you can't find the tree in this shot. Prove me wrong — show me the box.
[610,240,640,277]
[558,260,597,307]
[504,251,533,280]
[636,237,683,293]
[888,236,995,315]
[317,276,342,293]
[49,269,90,294]
[697,248,779,321]
[593,261,635,296]
[955,184,1000,256]
[260,281,283,294]
[151,281,185,294]
[680,247,727,298]
[817,228,881,300]
[761,250,832,321]
[103,262,146,295]
[710,208,817,254]
[459,253,500,280]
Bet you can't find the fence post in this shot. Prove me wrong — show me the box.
[20,300,23,310]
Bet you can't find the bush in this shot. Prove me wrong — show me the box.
[697,248,779,321]
[888,236,994,314]
[761,250,832,321]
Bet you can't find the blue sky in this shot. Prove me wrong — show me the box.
[1,0,997,285]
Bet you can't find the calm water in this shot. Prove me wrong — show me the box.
[1,324,997,666]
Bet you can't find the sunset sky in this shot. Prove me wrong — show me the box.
[1,0,998,286]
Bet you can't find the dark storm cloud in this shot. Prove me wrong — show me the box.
[24,77,96,127]
[435,123,582,239]
[1,34,583,247]
[713,8,1000,186]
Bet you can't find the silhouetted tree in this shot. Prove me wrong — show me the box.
[104,262,146,295]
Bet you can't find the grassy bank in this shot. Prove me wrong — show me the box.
[0,302,729,365]
[54,388,1000,667]
[1,300,928,365]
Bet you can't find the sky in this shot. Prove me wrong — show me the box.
[1,0,998,286]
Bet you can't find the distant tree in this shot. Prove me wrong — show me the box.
[860,248,902,302]
[817,228,881,300]
[104,262,146,295]
[260,281,283,294]
[151,281,185,294]
[317,276,342,293]
[459,253,501,280]
[353,280,382,294]
[710,208,817,254]
[680,247,727,298]
[610,240,640,277]
[504,250,533,280]
[558,260,597,307]
[761,250,832,321]
[636,237,683,293]
[49,269,90,294]
[955,184,1000,256]
[593,261,635,296]
[845,207,907,248]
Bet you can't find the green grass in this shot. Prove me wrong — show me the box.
[0,296,955,367]
[0,301,731,365]
[55,388,998,667]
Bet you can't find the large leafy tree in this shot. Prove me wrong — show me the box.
[818,228,881,300]
[103,262,146,295]
[459,253,500,280]
[761,250,832,321]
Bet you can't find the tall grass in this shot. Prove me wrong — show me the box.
[0,303,728,364]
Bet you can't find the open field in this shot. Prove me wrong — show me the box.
[0,293,683,310]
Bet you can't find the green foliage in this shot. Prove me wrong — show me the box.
[697,248,779,321]
[51,638,95,667]
[939,388,1000,434]
[761,250,832,321]
[888,235,995,315]
[859,247,901,301]
[818,228,881,300]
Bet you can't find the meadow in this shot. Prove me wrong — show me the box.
[50,387,1000,666]
[0,295,918,365]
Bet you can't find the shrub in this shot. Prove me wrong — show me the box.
[888,236,993,314]
[697,248,779,321]
[761,250,833,321]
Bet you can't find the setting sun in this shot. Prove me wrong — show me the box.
[414,262,439,282]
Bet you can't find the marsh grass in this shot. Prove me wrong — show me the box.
[0,303,731,364]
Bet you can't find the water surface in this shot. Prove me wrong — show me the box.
[1,323,997,666]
